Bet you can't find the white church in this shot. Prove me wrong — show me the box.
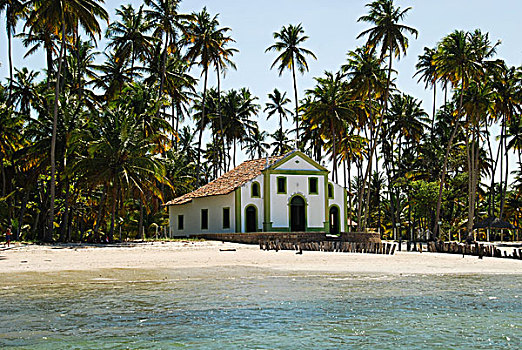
[166,151,348,235]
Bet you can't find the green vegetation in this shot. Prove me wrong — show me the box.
[0,0,521,242]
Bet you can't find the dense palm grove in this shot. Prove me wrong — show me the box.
[1,0,521,243]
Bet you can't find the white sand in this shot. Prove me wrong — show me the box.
[1,241,521,275]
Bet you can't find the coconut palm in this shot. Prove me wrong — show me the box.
[0,0,26,98]
[93,51,137,100]
[145,0,192,100]
[302,71,354,182]
[73,106,167,241]
[106,4,155,72]
[341,45,387,230]
[432,29,500,237]
[185,7,234,183]
[9,67,40,116]
[270,129,293,156]
[17,25,58,86]
[264,88,291,155]
[357,0,417,111]
[414,47,438,129]
[221,88,260,167]
[25,0,109,241]
[243,128,269,160]
[265,23,317,149]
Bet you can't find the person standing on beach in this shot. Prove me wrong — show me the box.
[6,226,12,247]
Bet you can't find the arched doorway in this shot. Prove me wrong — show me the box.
[329,206,340,234]
[290,196,306,232]
[245,206,257,232]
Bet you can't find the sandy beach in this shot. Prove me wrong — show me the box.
[1,240,521,275]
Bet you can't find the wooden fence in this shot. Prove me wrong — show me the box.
[427,241,522,259]
[259,239,396,255]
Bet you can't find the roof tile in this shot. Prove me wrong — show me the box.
[165,155,285,206]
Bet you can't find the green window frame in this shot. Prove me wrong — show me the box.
[328,183,334,199]
[201,209,208,230]
[222,207,230,229]
[178,215,184,230]
[251,182,260,198]
[277,176,287,194]
[309,177,319,195]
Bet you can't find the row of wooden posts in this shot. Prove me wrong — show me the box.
[259,240,396,255]
[427,241,522,259]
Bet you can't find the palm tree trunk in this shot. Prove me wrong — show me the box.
[500,129,509,218]
[47,19,66,242]
[94,186,107,240]
[431,83,436,133]
[109,185,118,242]
[0,157,5,197]
[331,118,337,182]
[217,65,226,175]
[291,61,299,149]
[157,31,169,116]
[279,113,283,155]
[16,190,29,241]
[195,68,209,186]
[138,199,144,240]
[7,26,13,100]
[60,178,70,242]
[433,86,464,238]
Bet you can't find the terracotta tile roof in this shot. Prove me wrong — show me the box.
[165,154,286,206]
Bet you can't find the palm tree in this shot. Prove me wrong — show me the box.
[265,23,317,149]
[0,0,26,98]
[221,88,260,167]
[212,30,237,173]
[302,71,354,182]
[25,0,109,241]
[74,106,167,241]
[270,129,293,156]
[93,51,137,100]
[9,67,40,116]
[414,47,438,130]
[185,7,234,183]
[432,29,500,237]
[341,45,387,230]
[106,4,155,72]
[264,88,291,155]
[17,25,58,87]
[145,0,192,112]
[243,128,269,160]
[357,2,418,227]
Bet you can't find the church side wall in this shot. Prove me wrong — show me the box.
[328,182,347,232]
[168,192,235,236]
[240,174,264,233]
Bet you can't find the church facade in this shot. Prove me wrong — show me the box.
[166,151,348,236]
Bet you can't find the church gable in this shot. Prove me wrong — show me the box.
[270,151,327,172]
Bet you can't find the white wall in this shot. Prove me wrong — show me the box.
[328,182,347,232]
[168,192,235,236]
[273,155,319,171]
[270,173,326,229]
[240,174,264,232]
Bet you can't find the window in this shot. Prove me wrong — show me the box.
[277,177,287,194]
[309,177,318,195]
[223,207,230,229]
[178,215,184,230]
[328,183,334,199]
[201,209,208,230]
[251,182,260,198]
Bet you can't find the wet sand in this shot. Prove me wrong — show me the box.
[1,241,521,275]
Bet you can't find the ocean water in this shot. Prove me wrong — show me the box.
[0,268,520,349]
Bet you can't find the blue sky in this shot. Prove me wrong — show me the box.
[1,0,521,169]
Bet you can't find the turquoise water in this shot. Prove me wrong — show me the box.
[1,268,521,349]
